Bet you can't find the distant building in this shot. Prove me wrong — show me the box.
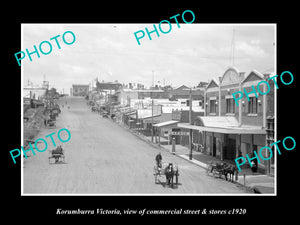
[169,85,203,100]
[72,84,89,96]
[96,80,122,92]
[116,89,166,106]
[23,84,47,100]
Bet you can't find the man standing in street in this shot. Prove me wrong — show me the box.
[155,152,162,174]
[155,152,162,165]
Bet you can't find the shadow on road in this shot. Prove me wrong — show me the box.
[49,161,68,165]
[156,178,182,189]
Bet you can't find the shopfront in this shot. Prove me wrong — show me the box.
[179,117,267,171]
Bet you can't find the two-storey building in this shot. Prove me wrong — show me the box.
[179,67,275,174]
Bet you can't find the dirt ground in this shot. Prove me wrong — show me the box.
[23,96,245,195]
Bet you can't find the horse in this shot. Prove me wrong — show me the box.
[165,164,175,188]
[223,164,238,182]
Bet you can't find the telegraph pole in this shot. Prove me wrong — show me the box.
[151,71,154,142]
[189,88,193,160]
[183,87,196,160]
[189,88,192,125]
[151,96,154,142]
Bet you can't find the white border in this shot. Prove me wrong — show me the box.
[21,23,277,196]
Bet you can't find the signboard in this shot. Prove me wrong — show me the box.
[171,131,190,136]
[23,98,31,105]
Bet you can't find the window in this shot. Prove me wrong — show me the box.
[226,98,235,113]
[248,97,257,114]
[210,100,217,113]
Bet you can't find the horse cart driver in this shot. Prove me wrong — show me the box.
[155,152,162,174]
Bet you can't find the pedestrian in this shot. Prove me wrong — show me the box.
[44,118,47,127]
[250,153,258,173]
[155,152,162,169]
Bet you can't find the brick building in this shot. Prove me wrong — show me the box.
[179,67,275,174]
[72,84,89,96]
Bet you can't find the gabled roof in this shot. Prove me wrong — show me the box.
[241,69,264,83]
[170,85,203,96]
[174,85,189,90]
[206,78,219,89]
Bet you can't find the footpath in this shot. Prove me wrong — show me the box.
[124,127,275,194]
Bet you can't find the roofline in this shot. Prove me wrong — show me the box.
[206,78,219,89]
[241,69,264,83]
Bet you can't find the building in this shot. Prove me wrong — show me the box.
[96,80,122,93]
[169,85,203,100]
[72,84,89,96]
[116,89,166,106]
[23,81,48,100]
[178,67,275,174]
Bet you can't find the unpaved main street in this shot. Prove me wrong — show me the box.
[23,96,245,194]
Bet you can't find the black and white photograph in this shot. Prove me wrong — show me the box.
[4,4,299,220]
[20,23,276,195]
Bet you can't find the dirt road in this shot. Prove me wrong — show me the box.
[23,96,245,194]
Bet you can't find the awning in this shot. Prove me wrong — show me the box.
[125,111,137,116]
[139,114,161,121]
[178,116,266,134]
[153,120,179,128]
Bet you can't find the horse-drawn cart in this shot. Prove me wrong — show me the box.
[153,162,179,188]
[206,161,238,182]
[48,146,65,164]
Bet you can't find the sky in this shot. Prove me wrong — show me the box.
[22,23,275,94]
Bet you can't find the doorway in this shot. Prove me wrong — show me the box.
[212,136,216,157]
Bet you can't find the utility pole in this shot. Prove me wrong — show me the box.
[183,87,197,160]
[152,70,154,88]
[230,28,235,67]
[189,88,193,160]
[151,97,154,142]
[151,70,155,142]
[189,88,192,125]
[151,89,154,142]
